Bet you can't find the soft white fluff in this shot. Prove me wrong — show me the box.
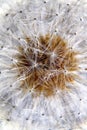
[0,0,87,130]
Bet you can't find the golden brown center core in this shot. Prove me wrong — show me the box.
[14,34,79,97]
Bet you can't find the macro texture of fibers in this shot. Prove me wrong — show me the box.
[0,0,87,130]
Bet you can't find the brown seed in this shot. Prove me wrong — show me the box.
[13,34,79,97]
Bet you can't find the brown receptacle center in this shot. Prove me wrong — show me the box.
[13,34,79,97]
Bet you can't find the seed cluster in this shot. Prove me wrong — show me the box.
[13,34,79,97]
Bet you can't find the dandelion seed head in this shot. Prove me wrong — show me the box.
[0,0,87,130]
